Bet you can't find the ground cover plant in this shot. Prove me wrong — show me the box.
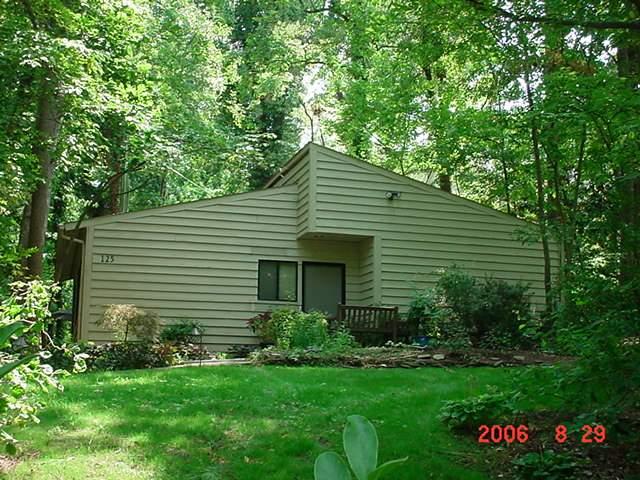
[2,365,535,480]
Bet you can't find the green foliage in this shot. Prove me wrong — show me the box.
[405,289,437,336]
[534,270,640,418]
[512,451,583,480]
[247,311,273,342]
[259,308,329,350]
[289,311,329,349]
[268,308,298,349]
[421,266,535,348]
[325,326,359,353]
[439,390,521,431]
[97,304,160,343]
[0,281,71,452]
[172,342,209,362]
[47,342,91,373]
[52,338,208,371]
[436,266,479,329]
[251,309,359,352]
[85,341,176,371]
[474,276,533,342]
[314,415,408,480]
[159,319,203,344]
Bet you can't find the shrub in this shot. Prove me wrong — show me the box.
[439,390,521,431]
[314,415,407,480]
[269,308,298,349]
[247,311,273,342]
[289,311,329,349]
[406,287,471,348]
[325,325,359,352]
[406,289,438,336]
[436,266,479,326]
[427,266,534,348]
[475,276,533,342]
[160,319,203,344]
[172,342,209,361]
[261,308,329,350]
[47,341,91,372]
[97,304,159,342]
[227,344,259,358]
[0,280,75,452]
[85,341,176,371]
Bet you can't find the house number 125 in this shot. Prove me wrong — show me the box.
[100,255,115,263]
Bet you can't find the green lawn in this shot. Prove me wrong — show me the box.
[5,365,535,480]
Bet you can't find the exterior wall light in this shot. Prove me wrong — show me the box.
[385,191,401,200]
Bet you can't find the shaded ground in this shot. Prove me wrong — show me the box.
[484,410,640,480]
[252,346,573,368]
[2,365,541,480]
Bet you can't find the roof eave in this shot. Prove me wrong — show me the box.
[263,142,313,188]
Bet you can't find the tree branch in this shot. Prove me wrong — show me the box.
[467,0,640,31]
[18,0,38,29]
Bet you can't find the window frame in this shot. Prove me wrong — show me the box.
[257,260,298,302]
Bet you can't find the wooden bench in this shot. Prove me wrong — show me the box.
[334,304,409,343]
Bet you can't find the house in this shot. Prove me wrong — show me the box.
[57,143,560,350]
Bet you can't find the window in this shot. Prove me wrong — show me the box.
[258,260,297,301]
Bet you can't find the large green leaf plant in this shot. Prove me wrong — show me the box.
[315,415,408,480]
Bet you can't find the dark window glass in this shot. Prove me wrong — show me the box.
[258,260,297,301]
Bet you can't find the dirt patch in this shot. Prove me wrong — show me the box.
[0,455,20,474]
[252,346,573,368]
[0,450,39,474]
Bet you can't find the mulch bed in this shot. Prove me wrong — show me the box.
[252,346,573,368]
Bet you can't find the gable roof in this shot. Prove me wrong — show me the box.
[266,142,534,228]
[63,142,535,231]
[264,142,312,188]
[61,185,297,230]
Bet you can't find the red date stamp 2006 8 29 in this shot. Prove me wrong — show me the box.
[477,424,606,444]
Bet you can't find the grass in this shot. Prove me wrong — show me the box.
[4,365,544,480]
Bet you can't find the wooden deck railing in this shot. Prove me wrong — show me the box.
[334,304,409,342]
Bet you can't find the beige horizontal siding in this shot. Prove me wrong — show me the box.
[358,238,375,305]
[268,149,312,237]
[313,147,560,314]
[81,144,560,349]
[84,186,365,350]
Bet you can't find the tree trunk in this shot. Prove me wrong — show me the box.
[18,202,32,249]
[102,124,123,215]
[615,11,640,300]
[24,79,61,278]
[565,125,587,267]
[438,173,452,193]
[524,72,554,315]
